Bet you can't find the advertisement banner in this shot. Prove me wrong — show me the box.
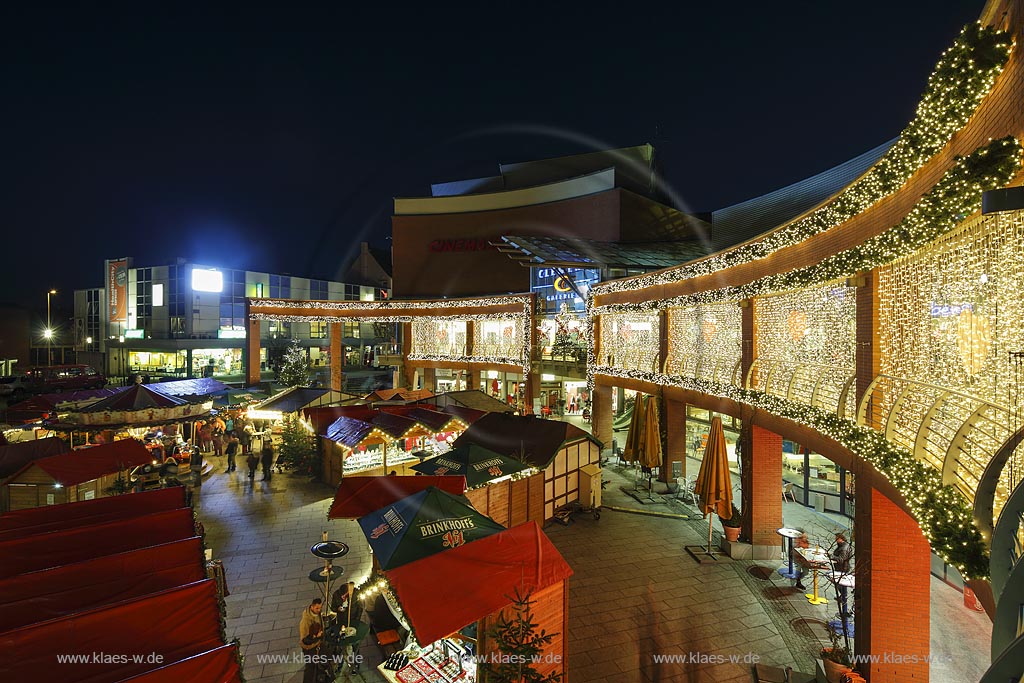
[107,259,128,324]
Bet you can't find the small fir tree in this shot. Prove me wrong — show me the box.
[279,413,319,476]
[485,587,563,683]
[279,339,310,387]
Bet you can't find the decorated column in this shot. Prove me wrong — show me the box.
[401,322,415,389]
[592,383,613,448]
[664,398,687,480]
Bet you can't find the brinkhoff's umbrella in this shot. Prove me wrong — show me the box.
[357,486,505,570]
[410,443,531,487]
[693,415,733,556]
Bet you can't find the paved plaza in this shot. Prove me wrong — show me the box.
[196,431,991,683]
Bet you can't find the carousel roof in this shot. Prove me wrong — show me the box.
[150,378,228,400]
[80,384,188,412]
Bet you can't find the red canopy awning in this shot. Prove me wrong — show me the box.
[0,580,225,683]
[5,438,154,487]
[0,486,186,537]
[117,644,242,683]
[386,521,573,645]
[0,538,205,632]
[328,475,467,519]
[0,436,70,479]
[0,507,197,579]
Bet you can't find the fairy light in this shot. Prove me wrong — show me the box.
[594,23,1014,297]
[665,303,742,383]
[598,312,660,372]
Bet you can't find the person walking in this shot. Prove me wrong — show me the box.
[239,420,254,455]
[246,447,259,479]
[224,432,239,473]
[198,421,213,453]
[260,440,275,481]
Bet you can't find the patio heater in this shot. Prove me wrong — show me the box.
[309,532,349,621]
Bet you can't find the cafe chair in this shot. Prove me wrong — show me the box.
[782,482,797,503]
[675,476,698,506]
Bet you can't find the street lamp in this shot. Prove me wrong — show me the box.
[46,289,57,366]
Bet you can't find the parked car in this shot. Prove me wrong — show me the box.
[23,365,107,393]
[0,375,34,398]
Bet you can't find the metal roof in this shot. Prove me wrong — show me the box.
[498,236,712,269]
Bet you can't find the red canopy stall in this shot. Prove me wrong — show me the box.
[0,488,240,682]
[328,475,467,519]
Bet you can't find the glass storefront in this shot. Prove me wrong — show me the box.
[127,350,187,376]
[781,441,855,517]
[193,348,243,378]
[685,406,741,474]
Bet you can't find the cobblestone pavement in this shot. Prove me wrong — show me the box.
[197,439,989,683]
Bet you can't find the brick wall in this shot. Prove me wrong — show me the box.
[746,425,782,548]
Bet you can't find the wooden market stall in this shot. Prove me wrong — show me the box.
[328,475,467,520]
[452,412,604,523]
[1,438,153,511]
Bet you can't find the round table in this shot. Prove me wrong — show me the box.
[799,547,830,605]
[776,527,803,580]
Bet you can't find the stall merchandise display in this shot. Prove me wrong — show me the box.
[343,447,421,475]
[385,639,474,683]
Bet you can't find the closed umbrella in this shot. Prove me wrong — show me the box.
[692,416,733,556]
[622,394,647,463]
[638,396,662,470]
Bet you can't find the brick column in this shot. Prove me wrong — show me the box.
[245,317,261,386]
[422,367,436,393]
[742,424,782,559]
[664,397,687,480]
[592,383,613,447]
[855,487,930,682]
[401,322,415,389]
[329,322,343,392]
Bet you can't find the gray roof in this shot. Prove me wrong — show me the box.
[710,138,897,251]
[498,236,712,269]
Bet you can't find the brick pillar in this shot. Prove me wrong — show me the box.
[422,367,436,393]
[401,322,415,389]
[592,383,613,447]
[664,397,687,480]
[742,424,782,558]
[525,371,540,414]
[245,316,261,386]
[855,488,930,682]
[329,322,343,392]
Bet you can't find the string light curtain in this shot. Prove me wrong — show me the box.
[599,312,660,372]
[666,303,742,386]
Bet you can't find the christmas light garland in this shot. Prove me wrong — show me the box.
[594,366,989,578]
[594,22,1013,297]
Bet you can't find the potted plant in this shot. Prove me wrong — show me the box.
[720,503,741,542]
[820,626,854,682]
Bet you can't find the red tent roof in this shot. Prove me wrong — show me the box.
[386,521,573,645]
[80,383,187,411]
[0,538,205,632]
[0,580,225,683]
[0,507,197,579]
[328,475,467,519]
[0,436,70,479]
[6,438,153,487]
[0,485,185,535]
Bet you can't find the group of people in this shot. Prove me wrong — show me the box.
[195,413,277,480]
[299,582,364,683]
[791,531,853,594]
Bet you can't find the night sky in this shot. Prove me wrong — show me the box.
[0,2,983,318]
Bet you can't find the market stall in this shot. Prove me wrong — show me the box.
[361,520,573,683]
[411,443,544,527]
[452,412,603,523]
[328,475,467,520]
[1,438,154,511]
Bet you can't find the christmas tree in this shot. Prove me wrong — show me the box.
[484,587,563,683]
[278,413,319,476]
[279,338,310,387]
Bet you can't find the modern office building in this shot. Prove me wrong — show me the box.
[73,249,394,392]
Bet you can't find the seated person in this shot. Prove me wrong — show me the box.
[331,581,364,626]
[792,530,809,591]
[365,593,403,635]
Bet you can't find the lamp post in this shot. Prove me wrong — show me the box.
[46,289,57,366]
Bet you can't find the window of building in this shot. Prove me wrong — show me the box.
[310,321,328,339]
[268,320,292,338]
[168,265,186,317]
[310,279,329,300]
[270,274,291,299]
[344,284,360,301]
[135,267,153,332]
[342,321,360,339]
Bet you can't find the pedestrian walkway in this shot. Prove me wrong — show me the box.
[195,434,991,683]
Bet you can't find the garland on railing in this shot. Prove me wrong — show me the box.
[594,365,990,579]
[592,135,1022,313]
[594,22,1013,297]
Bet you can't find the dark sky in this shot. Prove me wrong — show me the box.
[0,2,983,317]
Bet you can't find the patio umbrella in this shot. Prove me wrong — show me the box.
[638,396,662,470]
[621,394,647,463]
[410,443,531,487]
[692,416,733,555]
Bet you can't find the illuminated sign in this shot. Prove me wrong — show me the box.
[191,268,224,293]
[152,283,164,307]
[553,275,573,292]
[218,329,247,339]
[124,329,145,339]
